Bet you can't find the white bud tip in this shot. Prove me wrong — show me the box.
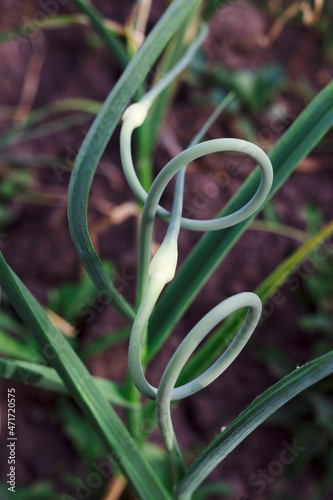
[148,240,178,284]
[122,102,148,128]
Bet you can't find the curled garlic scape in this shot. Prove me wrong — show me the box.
[120,25,273,493]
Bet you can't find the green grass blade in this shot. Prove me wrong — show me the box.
[0,331,42,363]
[0,15,105,46]
[0,310,29,338]
[203,0,228,20]
[70,0,128,66]
[0,98,101,151]
[79,326,131,359]
[67,0,204,322]
[0,356,137,408]
[0,153,61,168]
[0,113,91,150]
[148,80,333,359]
[177,219,333,384]
[0,8,127,64]
[0,253,170,500]
[256,219,333,299]
[176,350,333,499]
[0,98,101,126]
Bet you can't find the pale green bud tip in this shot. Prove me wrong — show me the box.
[148,239,178,284]
[122,102,149,128]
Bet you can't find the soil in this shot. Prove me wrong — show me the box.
[0,1,332,499]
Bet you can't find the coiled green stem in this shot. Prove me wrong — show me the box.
[121,26,274,496]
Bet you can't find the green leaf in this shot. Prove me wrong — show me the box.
[143,443,172,491]
[70,0,129,66]
[0,204,15,227]
[255,220,333,301]
[0,13,122,61]
[193,481,232,500]
[213,65,285,112]
[67,0,204,322]
[148,80,333,360]
[176,351,333,499]
[0,330,41,362]
[0,356,136,408]
[1,98,101,128]
[0,482,58,500]
[0,152,63,168]
[310,394,333,435]
[0,99,101,163]
[0,15,80,45]
[58,397,105,462]
[0,113,91,150]
[0,169,34,198]
[262,200,280,223]
[0,253,170,500]
[303,203,323,235]
[48,264,114,323]
[0,309,28,339]
[299,314,333,333]
[79,326,131,359]
[203,0,228,20]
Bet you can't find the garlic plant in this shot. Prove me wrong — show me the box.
[1,2,332,499]
[120,28,273,495]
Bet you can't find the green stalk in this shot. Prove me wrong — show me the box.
[147,79,333,360]
[122,67,233,443]
[70,0,129,66]
[123,67,271,488]
[138,219,333,438]
[67,0,204,322]
[249,219,309,243]
[155,293,262,487]
[136,16,198,191]
[177,218,333,385]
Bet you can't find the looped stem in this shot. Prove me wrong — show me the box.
[156,292,261,484]
[122,23,274,495]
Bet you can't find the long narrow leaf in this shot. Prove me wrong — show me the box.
[148,80,333,359]
[79,326,131,359]
[0,113,91,150]
[0,98,101,128]
[0,15,121,47]
[70,0,129,66]
[0,331,42,363]
[176,351,333,499]
[0,253,170,500]
[0,356,137,408]
[67,0,204,322]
